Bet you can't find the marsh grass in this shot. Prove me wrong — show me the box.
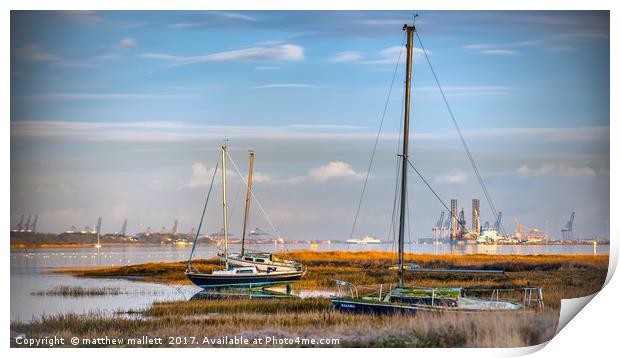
[31,286,125,296]
[11,297,558,347]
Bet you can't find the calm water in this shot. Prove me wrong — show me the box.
[10,242,607,322]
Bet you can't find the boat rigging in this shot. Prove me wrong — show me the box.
[330,21,544,314]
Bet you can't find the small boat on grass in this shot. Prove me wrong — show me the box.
[217,151,302,273]
[185,146,304,290]
[330,22,543,315]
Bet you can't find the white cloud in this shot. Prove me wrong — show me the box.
[116,37,138,49]
[15,93,185,101]
[328,46,428,65]
[436,172,468,184]
[329,51,365,63]
[140,43,304,65]
[252,172,272,183]
[60,11,103,23]
[95,53,122,61]
[517,163,596,177]
[255,66,281,71]
[415,85,518,97]
[479,50,519,56]
[13,44,95,68]
[254,83,321,89]
[463,40,542,50]
[308,161,365,182]
[217,12,257,22]
[13,44,60,62]
[185,162,217,188]
[548,46,577,52]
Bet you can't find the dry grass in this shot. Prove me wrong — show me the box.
[11,297,558,347]
[31,286,124,296]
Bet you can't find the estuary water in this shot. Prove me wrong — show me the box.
[10,242,607,322]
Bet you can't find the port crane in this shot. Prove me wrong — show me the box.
[432,212,445,240]
[493,211,503,231]
[561,212,575,241]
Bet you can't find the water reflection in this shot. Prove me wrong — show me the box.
[190,288,296,301]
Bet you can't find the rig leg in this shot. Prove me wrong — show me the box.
[286,284,291,294]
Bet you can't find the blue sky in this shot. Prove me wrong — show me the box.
[10,11,610,240]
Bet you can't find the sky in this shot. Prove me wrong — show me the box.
[10,10,610,241]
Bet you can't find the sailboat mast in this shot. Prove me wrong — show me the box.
[221,145,229,270]
[398,24,415,288]
[241,151,255,256]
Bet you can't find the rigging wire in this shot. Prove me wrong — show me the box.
[415,30,507,236]
[388,75,407,256]
[226,152,289,252]
[348,32,406,243]
[186,160,219,271]
[406,158,471,237]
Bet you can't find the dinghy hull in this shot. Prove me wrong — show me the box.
[186,270,304,289]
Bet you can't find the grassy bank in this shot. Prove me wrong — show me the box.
[31,286,125,296]
[12,297,557,347]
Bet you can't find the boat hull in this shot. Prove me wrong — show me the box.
[186,270,304,289]
[331,298,423,315]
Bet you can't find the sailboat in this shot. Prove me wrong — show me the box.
[185,145,304,289]
[217,151,303,273]
[330,23,543,314]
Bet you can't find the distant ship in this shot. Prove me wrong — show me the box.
[346,235,382,244]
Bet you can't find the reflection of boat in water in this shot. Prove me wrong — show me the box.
[185,146,304,289]
[190,287,296,301]
[346,235,382,244]
[331,23,543,314]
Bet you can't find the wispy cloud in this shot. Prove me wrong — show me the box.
[13,93,186,101]
[59,11,103,23]
[517,163,596,177]
[463,40,542,50]
[254,83,321,89]
[254,66,281,71]
[479,49,519,56]
[308,161,366,182]
[115,37,138,50]
[10,121,609,145]
[464,40,540,56]
[329,51,365,63]
[140,43,304,65]
[13,44,60,62]
[12,44,95,68]
[415,85,518,97]
[328,46,428,65]
[169,11,257,29]
[547,46,577,52]
[436,172,468,184]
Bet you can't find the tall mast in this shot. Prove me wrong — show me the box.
[241,151,255,256]
[398,24,415,288]
[221,145,229,269]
